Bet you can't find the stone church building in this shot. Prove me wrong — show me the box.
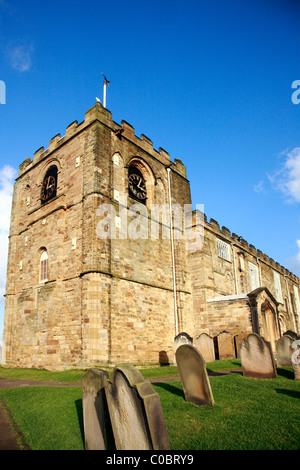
[3,102,300,370]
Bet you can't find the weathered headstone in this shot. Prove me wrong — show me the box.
[217,331,236,359]
[194,333,215,362]
[174,332,193,351]
[240,333,277,379]
[175,344,215,407]
[276,335,293,367]
[105,365,170,450]
[291,339,300,381]
[81,368,112,450]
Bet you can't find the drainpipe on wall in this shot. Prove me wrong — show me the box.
[231,243,238,295]
[167,167,178,337]
[291,281,300,334]
[257,258,262,287]
[284,275,297,332]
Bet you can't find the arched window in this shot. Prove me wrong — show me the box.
[40,165,58,204]
[40,250,48,282]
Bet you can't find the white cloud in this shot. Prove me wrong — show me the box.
[268,147,300,204]
[0,165,17,303]
[6,43,34,72]
[254,180,264,194]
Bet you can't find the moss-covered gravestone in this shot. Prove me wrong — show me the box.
[82,365,170,450]
[105,365,170,450]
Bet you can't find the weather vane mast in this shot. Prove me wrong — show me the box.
[101,73,110,108]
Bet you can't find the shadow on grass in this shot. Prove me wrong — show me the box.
[230,360,242,367]
[153,382,185,399]
[275,389,300,399]
[276,368,294,380]
[206,369,243,376]
[75,398,85,446]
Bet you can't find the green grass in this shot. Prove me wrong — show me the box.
[0,358,241,382]
[0,386,84,450]
[154,370,300,450]
[139,358,241,380]
[0,361,299,450]
[0,366,88,383]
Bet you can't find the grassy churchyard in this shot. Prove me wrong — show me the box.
[0,359,299,450]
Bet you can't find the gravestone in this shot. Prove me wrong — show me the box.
[194,333,215,362]
[291,339,300,381]
[81,368,112,450]
[174,332,193,351]
[275,335,293,367]
[175,344,215,407]
[240,333,277,379]
[283,330,297,340]
[217,331,236,359]
[159,350,170,365]
[234,331,248,357]
[105,365,170,450]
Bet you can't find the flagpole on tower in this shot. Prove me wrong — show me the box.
[101,73,110,108]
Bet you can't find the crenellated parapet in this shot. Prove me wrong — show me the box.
[18,102,189,179]
[192,209,300,284]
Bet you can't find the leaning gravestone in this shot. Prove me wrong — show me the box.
[105,365,170,450]
[194,333,215,362]
[175,344,215,407]
[276,335,293,367]
[81,368,112,450]
[240,333,277,379]
[291,339,300,381]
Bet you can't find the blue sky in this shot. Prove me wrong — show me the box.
[0,0,299,341]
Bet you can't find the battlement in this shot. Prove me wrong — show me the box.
[194,210,299,283]
[190,209,299,282]
[18,102,188,178]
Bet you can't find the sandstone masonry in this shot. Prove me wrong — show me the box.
[3,102,300,370]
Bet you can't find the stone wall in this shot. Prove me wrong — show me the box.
[188,212,300,340]
[206,295,251,337]
[3,102,300,370]
[3,102,193,369]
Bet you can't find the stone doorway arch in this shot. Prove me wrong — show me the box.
[247,287,280,354]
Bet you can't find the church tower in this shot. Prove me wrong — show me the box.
[3,102,194,370]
